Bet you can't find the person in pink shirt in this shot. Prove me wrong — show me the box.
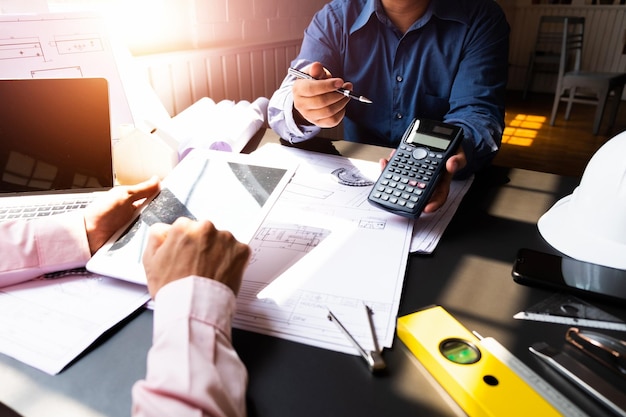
[0,177,251,417]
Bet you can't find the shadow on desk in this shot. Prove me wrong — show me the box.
[244,130,623,417]
[0,402,24,417]
[3,129,622,417]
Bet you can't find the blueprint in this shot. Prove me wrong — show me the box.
[0,12,167,139]
[235,144,414,356]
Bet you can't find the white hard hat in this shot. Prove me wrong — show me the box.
[537,130,626,270]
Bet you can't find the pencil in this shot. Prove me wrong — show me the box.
[288,67,373,104]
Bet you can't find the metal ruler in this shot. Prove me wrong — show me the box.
[514,311,626,331]
[514,293,626,332]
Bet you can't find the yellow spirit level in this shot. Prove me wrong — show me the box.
[397,305,563,417]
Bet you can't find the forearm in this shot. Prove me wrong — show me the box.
[132,277,247,417]
[446,15,509,177]
[446,112,504,178]
[0,213,91,288]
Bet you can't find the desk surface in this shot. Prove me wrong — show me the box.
[1,130,624,417]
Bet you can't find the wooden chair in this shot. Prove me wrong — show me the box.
[549,17,626,135]
[523,16,585,99]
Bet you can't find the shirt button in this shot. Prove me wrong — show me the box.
[395,113,403,119]
[396,75,403,82]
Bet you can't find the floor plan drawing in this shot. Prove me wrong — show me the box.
[233,144,414,357]
[0,13,134,136]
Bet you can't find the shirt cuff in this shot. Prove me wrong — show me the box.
[269,92,321,143]
[33,212,92,269]
[153,276,237,339]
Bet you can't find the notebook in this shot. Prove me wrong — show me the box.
[0,78,114,221]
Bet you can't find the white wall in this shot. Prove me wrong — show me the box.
[121,0,329,55]
[39,0,329,55]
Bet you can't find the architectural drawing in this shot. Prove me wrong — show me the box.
[0,13,135,136]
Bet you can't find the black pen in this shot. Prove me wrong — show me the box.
[288,67,373,104]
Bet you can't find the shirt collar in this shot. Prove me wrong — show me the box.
[350,0,469,35]
[430,0,469,26]
[350,0,378,35]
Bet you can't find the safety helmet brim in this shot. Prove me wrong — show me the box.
[538,190,626,270]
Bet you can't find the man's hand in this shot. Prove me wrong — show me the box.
[84,177,160,255]
[142,217,251,299]
[292,62,352,128]
[379,147,466,213]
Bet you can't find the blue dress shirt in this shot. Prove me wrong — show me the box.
[268,0,510,177]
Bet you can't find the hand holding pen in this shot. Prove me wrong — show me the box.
[288,67,372,104]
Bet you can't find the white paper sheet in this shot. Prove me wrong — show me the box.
[150,97,268,157]
[0,271,149,375]
[234,144,414,356]
[410,175,473,253]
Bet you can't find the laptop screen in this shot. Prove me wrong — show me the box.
[0,78,114,195]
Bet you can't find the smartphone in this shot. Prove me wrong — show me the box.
[512,248,626,304]
[367,118,463,219]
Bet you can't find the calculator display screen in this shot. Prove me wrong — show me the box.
[408,132,451,151]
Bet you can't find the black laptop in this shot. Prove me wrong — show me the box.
[0,78,114,221]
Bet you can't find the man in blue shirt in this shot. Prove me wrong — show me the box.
[268,0,510,213]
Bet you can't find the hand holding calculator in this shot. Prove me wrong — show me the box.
[367,118,463,219]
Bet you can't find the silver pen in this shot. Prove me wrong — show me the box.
[288,67,373,104]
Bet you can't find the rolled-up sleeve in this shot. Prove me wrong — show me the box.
[268,61,322,143]
[132,276,247,417]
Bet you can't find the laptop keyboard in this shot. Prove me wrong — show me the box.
[0,197,95,222]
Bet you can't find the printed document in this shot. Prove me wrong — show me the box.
[0,272,149,374]
[235,144,413,356]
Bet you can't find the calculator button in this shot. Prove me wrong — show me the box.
[412,148,428,160]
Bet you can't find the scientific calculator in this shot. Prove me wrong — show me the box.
[368,118,463,219]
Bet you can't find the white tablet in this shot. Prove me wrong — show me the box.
[87,148,297,285]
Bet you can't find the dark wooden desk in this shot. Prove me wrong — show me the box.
[1,130,623,417]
